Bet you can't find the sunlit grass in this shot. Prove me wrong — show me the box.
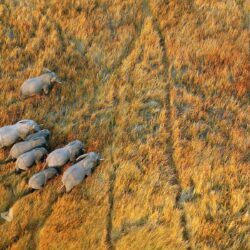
[0,0,249,249]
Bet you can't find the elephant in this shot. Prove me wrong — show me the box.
[64,140,84,162]
[28,167,58,190]
[7,137,47,160]
[61,152,103,192]
[0,120,41,148]
[45,140,84,168]
[15,147,48,172]
[61,165,87,192]
[25,129,50,141]
[20,69,62,98]
[75,152,103,171]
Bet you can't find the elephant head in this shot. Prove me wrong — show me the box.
[76,152,103,164]
[16,120,41,139]
[42,68,62,84]
[34,147,48,160]
[25,129,50,141]
[65,140,84,161]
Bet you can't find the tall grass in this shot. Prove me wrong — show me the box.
[0,0,249,249]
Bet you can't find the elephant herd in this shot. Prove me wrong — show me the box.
[1,69,103,193]
[0,119,102,192]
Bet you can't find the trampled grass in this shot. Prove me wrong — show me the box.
[0,0,249,249]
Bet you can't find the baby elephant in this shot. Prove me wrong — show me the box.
[20,69,62,98]
[62,152,103,192]
[15,147,48,172]
[28,168,58,190]
[8,137,47,160]
[45,140,84,168]
[25,129,50,141]
[0,120,40,148]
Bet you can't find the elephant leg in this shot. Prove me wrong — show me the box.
[43,85,50,95]
[20,94,26,100]
[86,169,92,176]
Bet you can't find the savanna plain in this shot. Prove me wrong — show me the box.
[0,0,249,249]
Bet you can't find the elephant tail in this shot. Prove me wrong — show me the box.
[0,156,13,165]
[19,89,24,99]
[58,184,66,193]
[43,161,48,169]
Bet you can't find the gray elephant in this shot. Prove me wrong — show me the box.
[62,152,103,192]
[61,165,86,192]
[20,69,62,98]
[8,137,47,160]
[25,129,50,141]
[0,120,40,148]
[75,152,102,171]
[28,168,58,190]
[45,140,84,168]
[15,147,48,172]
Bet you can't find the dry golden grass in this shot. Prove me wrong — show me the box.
[0,0,249,249]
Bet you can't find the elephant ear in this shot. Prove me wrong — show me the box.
[76,154,88,162]
[32,124,41,132]
[18,124,32,139]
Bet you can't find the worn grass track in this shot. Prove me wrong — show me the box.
[145,1,192,248]
[104,15,146,250]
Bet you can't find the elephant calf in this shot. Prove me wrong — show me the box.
[20,69,62,98]
[0,119,40,148]
[15,147,48,172]
[62,152,103,192]
[25,129,50,141]
[45,140,84,168]
[8,137,47,160]
[28,168,58,190]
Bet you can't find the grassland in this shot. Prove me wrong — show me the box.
[0,0,249,249]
